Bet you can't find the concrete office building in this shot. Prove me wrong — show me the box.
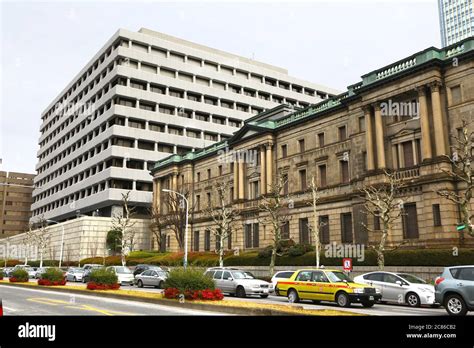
[0,172,35,238]
[31,28,338,223]
[439,0,473,47]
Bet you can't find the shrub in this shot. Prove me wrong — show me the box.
[128,251,163,258]
[163,268,215,292]
[10,269,29,282]
[40,268,64,282]
[288,244,307,257]
[89,268,118,285]
[258,246,273,258]
[0,270,4,280]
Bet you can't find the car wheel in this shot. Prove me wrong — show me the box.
[73,276,76,282]
[236,286,246,298]
[406,292,421,307]
[260,294,269,298]
[336,292,351,307]
[362,301,375,308]
[158,281,164,289]
[288,289,300,303]
[445,294,468,316]
[137,280,144,288]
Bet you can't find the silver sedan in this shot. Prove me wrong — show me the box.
[135,269,168,288]
[65,267,85,282]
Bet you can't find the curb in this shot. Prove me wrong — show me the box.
[0,282,304,316]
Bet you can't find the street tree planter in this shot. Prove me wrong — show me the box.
[9,277,29,283]
[38,279,66,286]
[86,282,120,290]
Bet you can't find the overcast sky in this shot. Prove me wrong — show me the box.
[0,0,439,174]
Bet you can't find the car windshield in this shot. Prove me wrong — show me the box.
[326,271,353,283]
[114,267,131,274]
[243,272,255,279]
[231,271,250,279]
[397,274,426,284]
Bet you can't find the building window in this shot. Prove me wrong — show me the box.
[218,165,223,176]
[340,161,349,184]
[341,213,353,243]
[206,192,211,207]
[281,144,288,158]
[204,230,211,251]
[207,169,211,180]
[281,221,290,240]
[227,232,232,250]
[250,181,259,199]
[245,223,259,248]
[318,133,325,147]
[433,204,442,227]
[193,231,200,251]
[282,173,289,195]
[299,169,307,191]
[374,212,381,230]
[319,215,330,244]
[299,218,310,244]
[402,203,419,239]
[318,164,327,187]
[298,139,305,153]
[196,195,201,211]
[402,141,415,167]
[338,126,347,142]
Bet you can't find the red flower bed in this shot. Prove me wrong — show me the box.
[37,279,66,286]
[0,276,3,281]
[9,277,29,283]
[86,282,120,290]
[164,287,224,301]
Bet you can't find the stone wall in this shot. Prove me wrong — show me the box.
[0,216,152,262]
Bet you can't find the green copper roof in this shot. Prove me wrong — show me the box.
[151,38,474,173]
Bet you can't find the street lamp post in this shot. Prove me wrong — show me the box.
[162,189,189,270]
[47,220,65,268]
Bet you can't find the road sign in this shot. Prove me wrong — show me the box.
[343,258,353,272]
[456,224,466,231]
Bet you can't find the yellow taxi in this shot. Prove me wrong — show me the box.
[276,268,381,308]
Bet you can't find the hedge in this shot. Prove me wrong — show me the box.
[163,268,215,292]
[10,269,29,282]
[77,248,474,268]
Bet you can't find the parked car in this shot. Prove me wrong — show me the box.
[135,269,168,288]
[82,265,103,283]
[272,271,296,296]
[82,264,103,270]
[65,267,85,282]
[204,267,272,298]
[277,269,381,308]
[106,266,134,286]
[13,265,36,279]
[3,267,14,277]
[354,271,436,307]
[133,264,163,277]
[435,266,474,316]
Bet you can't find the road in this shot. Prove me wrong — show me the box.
[0,285,227,316]
[4,279,472,316]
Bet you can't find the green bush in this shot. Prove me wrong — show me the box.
[0,269,4,278]
[128,251,163,258]
[11,269,29,281]
[40,268,64,282]
[288,244,307,257]
[89,268,118,285]
[258,246,273,258]
[163,268,215,292]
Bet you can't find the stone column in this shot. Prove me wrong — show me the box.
[416,86,432,160]
[265,143,273,190]
[430,81,447,156]
[154,179,161,210]
[233,161,239,201]
[260,146,266,195]
[374,103,386,169]
[364,106,375,170]
[238,160,245,200]
[172,173,177,192]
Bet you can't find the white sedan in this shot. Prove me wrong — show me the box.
[354,271,437,307]
[106,266,134,286]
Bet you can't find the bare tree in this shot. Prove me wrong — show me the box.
[258,174,290,277]
[437,119,473,241]
[204,181,240,267]
[111,191,137,266]
[161,187,193,251]
[361,171,406,270]
[28,218,51,268]
[307,176,324,269]
[149,204,167,252]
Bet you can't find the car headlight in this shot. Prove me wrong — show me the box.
[375,288,381,294]
[353,288,364,294]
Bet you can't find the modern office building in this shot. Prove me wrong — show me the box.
[0,171,35,238]
[438,0,473,47]
[152,38,474,252]
[31,28,339,222]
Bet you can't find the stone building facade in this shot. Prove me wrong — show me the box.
[151,38,474,253]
